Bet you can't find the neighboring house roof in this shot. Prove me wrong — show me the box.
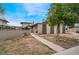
[20,22,32,24]
[0,19,9,23]
[30,23,42,27]
[0,14,9,23]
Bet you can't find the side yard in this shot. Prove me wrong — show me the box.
[39,34,79,49]
[0,35,56,55]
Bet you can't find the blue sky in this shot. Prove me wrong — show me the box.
[1,3,51,26]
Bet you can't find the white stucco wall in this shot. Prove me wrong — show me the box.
[38,24,42,34]
[47,24,50,34]
[54,25,57,34]
[22,24,29,28]
[33,26,37,33]
[0,20,7,26]
[0,20,3,25]
[60,24,63,34]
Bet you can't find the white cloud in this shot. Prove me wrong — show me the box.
[23,3,48,16]
[8,21,21,26]
[4,15,22,26]
[2,3,50,26]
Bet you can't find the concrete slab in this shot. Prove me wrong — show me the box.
[31,33,65,52]
[54,45,79,55]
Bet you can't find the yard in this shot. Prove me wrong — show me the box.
[0,35,56,55]
[39,34,79,49]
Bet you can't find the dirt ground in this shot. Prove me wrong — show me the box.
[39,34,79,49]
[0,35,56,55]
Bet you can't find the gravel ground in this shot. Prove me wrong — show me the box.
[0,35,56,55]
[39,34,79,49]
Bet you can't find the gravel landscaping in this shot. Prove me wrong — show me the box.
[39,34,79,49]
[0,35,56,55]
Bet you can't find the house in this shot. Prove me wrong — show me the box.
[0,14,9,30]
[30,23,42,34]
[20,22,32,29]
[29,23,65,34]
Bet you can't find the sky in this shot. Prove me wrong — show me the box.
[0,3,51,26]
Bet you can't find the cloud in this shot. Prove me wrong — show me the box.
[2,3,50,26]
[23,3,48,16]
[4,15,23,26]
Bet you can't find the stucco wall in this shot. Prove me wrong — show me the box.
[38,24,42,34]
[60,24,63,34]
[22,24,29,28]
[0,20,7,25]
[47,24,50,34]
[30,23,64,34]
[54,25,57,34]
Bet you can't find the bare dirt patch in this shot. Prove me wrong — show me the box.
[39,34,79,49]
[0,35,56,55]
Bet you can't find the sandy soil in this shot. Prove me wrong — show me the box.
[39,34,79,49]
[0,35,56,55]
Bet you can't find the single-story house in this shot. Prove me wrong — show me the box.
[0,13,9,30]
[20,22,32,29]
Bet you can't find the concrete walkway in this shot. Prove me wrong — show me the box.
[54,45,79,55]
[31,33,65,52]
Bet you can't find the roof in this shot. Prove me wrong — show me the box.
[0,14,9,23]
[20,22,32,24]
[0,19,8,23]
[0,19,9,23]
[30,23,42,27]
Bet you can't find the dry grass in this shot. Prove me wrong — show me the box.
[0,35,56,55]
[39,34,79,49]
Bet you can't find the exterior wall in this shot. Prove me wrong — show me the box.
[30,23,65,34]
[50,26,54,34]
[42,23,47,34]
[54,25,57,34]
[33,26,38,33]
[22,24,29,28]
[0,20,8,30]
[38,24,42,34]
[0,20,7,26]
[47,24,50,34]
[3,22,7,26]
[30,27,33,33]
[60,24,63,34]
[0,20,3,25]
